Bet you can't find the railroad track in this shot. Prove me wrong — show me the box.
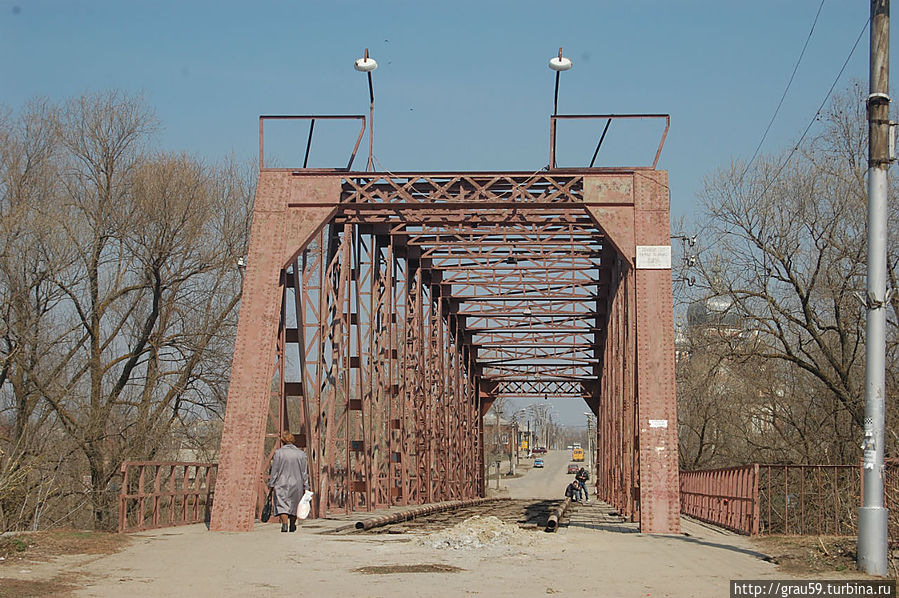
[360,498,567,535]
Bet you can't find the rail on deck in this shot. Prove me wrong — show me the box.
[119,461,217,533]
[680,462,899,542]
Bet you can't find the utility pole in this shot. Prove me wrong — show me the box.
[584,412,596,471]
[859,0,891,577]
[509,421,521,475]
[546,414,552,450]
[495,406,501,490]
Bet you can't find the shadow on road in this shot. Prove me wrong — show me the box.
[645,533,773,561]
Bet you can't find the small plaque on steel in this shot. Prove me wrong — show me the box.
[636,246,672,269]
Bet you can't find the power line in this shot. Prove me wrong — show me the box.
[750,17,869,202]
[738,0,826,183]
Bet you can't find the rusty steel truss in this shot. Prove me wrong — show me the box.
[210,114,680,534]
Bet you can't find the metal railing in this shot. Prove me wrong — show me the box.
[679,465,759,535]
[548,113,670,171]
[258,115,366,171]
[119,461,217,533]
[680,463,895,539]
[758,464,860,536]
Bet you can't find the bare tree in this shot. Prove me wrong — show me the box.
[679,85,898,466]
[0,98,73,529]
[0,92,252,529]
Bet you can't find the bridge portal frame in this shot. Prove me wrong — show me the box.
[209,154,679,536]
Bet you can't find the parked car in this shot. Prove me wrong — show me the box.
[567,463,579,474]
[532,447,547,454]
[533,458,544,468]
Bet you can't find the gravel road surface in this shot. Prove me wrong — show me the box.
[2,450,810,597]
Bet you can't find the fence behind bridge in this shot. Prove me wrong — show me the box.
[119,461,217,533]
[679,461,899,542]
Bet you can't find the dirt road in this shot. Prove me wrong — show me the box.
[2,451,816,597]
[506,449,577,499]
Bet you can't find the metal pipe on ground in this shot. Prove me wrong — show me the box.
[353,497,502,531]
[546,498,571,532]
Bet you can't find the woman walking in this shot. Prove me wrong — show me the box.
[268,431,310,532]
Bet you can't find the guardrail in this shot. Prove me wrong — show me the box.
[679,465,759,535]
[119,461,217,533]
[548,113,670,170]
[680,463,897,540]
[258,115,366,171]
[758,464,860,536]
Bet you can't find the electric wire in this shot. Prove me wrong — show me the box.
[752,17,869,200]
[738,0,826,183]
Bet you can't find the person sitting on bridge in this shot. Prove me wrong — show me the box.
[565,480,580,502]
[268,431,310,532]
[575,467,590,503]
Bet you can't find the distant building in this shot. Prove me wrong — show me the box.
[677,290,758,364]
[483,415,517,459]
[686,294,743,336]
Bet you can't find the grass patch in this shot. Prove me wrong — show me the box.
[751,535,895,577]
[0,577,73,598]
[0,537,28,559]
[0,529,130,563]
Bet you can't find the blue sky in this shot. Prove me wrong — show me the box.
[1,1,880,219]
[0,1,883,425]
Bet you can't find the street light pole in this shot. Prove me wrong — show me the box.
[859,0,891,577]
[548,49,571,170]
[353,49,378,171]
[584,412,595,471]
[513,420,519,470]
[495,405,501,489]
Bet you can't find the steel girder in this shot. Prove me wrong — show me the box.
[211,169,679,534]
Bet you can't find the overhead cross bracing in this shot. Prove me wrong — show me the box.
[210,125,680,536]
[334,173,605,408]
[390,223,602,402]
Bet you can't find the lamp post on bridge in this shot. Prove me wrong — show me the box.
[353,48,378,171]
[548,48,572,169]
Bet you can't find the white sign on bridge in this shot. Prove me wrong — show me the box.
[636,246,672,269]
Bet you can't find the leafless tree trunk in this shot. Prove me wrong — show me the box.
[677,85,898,467]
[0,92,252,530]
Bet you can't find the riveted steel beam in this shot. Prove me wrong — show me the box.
[213,163,679,535]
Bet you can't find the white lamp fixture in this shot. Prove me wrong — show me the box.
[354,48,377,171]
[354,54,378,73]
[549,47,572,117]
[548,53,572,72]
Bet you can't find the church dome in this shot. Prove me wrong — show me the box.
[687,295,742,329]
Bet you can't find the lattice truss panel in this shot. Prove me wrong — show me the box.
[272,224,481,514]
[212,169,679,534]
[267,174,610,516]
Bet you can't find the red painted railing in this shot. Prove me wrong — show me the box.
[681,463,898,540]
[882,458,899,545]
[679,465,759,535]
[119,461,217,533]
[757,464,860,536]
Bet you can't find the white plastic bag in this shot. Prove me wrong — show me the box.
[298,490,314,520]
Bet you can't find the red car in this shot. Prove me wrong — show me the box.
[532,447,547,455]
[567,464,579,474]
